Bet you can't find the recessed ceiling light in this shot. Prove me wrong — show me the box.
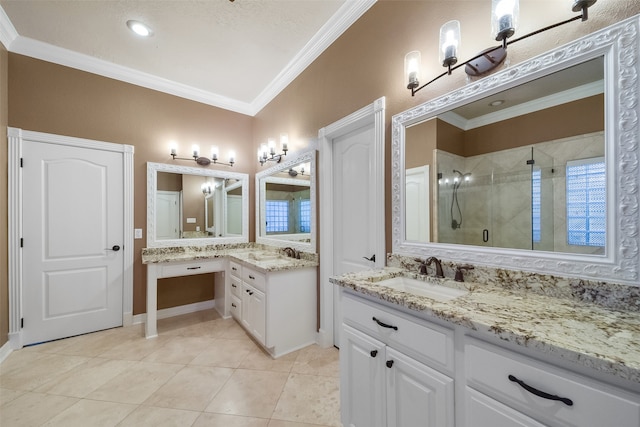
[489,100,505,107]
[126,20,153,37]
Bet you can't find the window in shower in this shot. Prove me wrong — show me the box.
[299,199,311,232]
[566,157,605,247]
[531,167,541,243]
[265,200,289,232]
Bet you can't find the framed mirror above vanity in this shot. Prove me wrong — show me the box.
[391,17,639,285]
[147,162,249,247]
[256,150,316,252]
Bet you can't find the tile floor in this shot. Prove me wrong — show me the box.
[0,310,342,427]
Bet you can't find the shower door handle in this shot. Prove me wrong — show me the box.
[483,229,489,243]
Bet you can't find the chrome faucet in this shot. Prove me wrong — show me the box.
[282,247,300,259]
[426,257,444,278]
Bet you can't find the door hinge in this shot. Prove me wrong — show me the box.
[20,158,23,167]
[20,238,23,248]
[526,159,535,165]
[21,318,24,328]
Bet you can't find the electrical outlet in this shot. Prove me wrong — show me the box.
[134,228,143,239]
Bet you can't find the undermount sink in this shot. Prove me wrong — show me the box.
[258,257,293,267]
[248,252,282,261]
[378,277,467,302]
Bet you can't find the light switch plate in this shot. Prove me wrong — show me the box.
[134,228,143,239]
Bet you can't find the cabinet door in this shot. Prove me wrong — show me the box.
[340,324,386,427]
[247,286,266,345]
[464,387,547,427]
[386,347,454,427]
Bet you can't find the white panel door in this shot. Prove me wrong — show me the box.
[226,194,242,235]
[405,165,430,243]
[156,191,180,239]
[333,125,377,275]
[22,140,124,345]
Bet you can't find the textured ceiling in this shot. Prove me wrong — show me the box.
[0,0,374,115]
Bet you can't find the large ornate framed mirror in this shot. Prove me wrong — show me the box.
[256,150,316,252]
[391,16,639,285]
[147,162,249,247]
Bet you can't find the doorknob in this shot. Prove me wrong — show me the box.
[363,254,376,262]
[106,245,121,252]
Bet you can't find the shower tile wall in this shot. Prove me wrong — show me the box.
[435,131,604,253]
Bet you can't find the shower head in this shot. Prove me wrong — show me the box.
[453,169,472,182]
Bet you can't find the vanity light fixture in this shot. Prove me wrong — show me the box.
[405,0,597,96]
[258,133,289,165]
[201,183,213,195]
[126,20,153,37]
[170,144,235,167]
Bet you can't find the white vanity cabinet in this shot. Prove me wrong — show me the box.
[340,292,455,427]
[463,337,640,427]
[227,260,316,358]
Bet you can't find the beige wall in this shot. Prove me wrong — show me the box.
[2,1,639,345]
[1,42,8,347]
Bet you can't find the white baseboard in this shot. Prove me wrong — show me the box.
[132,299,216,325]
[0,341,13,364]
[316,328,335,348]
[123,311,133,327]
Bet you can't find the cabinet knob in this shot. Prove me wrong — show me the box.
[370,350,378,358]
[231,303,237,308]
[232,283,237,288]
[386,360,394,368]
[249,275,255,280]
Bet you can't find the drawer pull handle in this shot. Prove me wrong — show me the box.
[232,267,238,271]
[231,303,237,308]
[370,350,378,358]
[187,266,201,270]
[508,375,573,406]
[232,284,237,288]
[372,317,398,331]
[249,275,255,280]
[386,360,394,368]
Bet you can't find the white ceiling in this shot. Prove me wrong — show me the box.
[0,0,375,116]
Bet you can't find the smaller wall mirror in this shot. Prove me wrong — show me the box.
[147,162,249,247]
[256,150,316,252]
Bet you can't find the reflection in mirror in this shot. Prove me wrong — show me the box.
[256,150,316,252]
[147,162,249,247]
[392,16,640,285]
[404,57,604,255]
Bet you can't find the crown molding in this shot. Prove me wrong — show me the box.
[248,0,377,115]
[1,1,377,117]
[9,36,255,116]
[0,5,18,49]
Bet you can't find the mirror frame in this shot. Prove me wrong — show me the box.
[147,162,250,247]
[256,149,317,252]
[391,16,640,286]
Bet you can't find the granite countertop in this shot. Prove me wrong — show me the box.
[330,267,640,386]
[141,244,318,273]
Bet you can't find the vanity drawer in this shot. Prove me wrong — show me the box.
[242,267,265,292]
[342,293,454,372]
[230,275,242,298]
[465,338,640,427]
[229,261,242,278]
[229,294,241,320]
[159,260,221,278]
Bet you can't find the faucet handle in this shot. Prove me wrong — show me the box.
[454,265,474,282]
